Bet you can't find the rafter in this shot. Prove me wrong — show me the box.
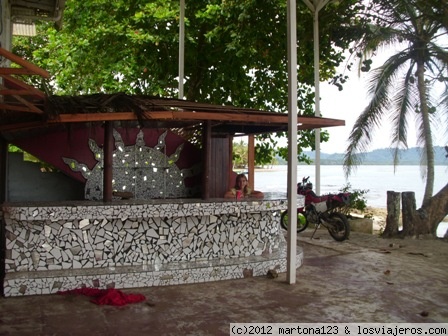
[0,47,50,78]
[47,110,345,129]
[0,74,46,98]
[11,95,43,113]
[0,103,42,113]
[0,68,40,76]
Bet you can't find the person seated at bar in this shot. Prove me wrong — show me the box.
[224,173,264,199]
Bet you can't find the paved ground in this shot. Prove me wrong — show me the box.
[0,230,447,336]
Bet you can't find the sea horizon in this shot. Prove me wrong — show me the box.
[253,164,447,209]
[253,164,447,237]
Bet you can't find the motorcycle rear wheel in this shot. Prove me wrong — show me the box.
[280,210,308,233]
[325,212,350,241]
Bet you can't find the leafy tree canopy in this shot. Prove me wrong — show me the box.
[13,0,366,163]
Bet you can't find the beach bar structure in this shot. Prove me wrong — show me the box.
[0,0,346,297]
[0,50,345,296]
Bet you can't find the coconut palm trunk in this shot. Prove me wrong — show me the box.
[416,61,435,205]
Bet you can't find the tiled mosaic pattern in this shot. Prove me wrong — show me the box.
[4,242,303,296]
[63,129,202,200]
[2,199,303,296]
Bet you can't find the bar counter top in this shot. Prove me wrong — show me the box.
[2,193,300,221]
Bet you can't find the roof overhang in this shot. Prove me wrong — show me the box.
[0,48,345,142]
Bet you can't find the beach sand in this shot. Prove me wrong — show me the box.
[354,206,448,236]
[344,206,387,232]
[361,206,388,232]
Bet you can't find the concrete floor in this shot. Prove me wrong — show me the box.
[0,231,447,336]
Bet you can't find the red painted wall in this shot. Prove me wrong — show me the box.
[12,126,202,188]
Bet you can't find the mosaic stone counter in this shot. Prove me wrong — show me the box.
[2,197,304,296]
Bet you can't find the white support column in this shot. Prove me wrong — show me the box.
[286,0,298,284]
[178,0,185,99]
[303,0,331,195]
[313,8,321,195]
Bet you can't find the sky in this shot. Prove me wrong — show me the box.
[314,53,447,154]
[266,68,446,154]
[274,68,418,154]
[317,70,390,154]
[253,46,448,155]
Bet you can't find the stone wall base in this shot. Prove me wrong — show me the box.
[3,244,303,297]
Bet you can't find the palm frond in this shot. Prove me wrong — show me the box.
[439,85,448,141]
[344,50,414,177]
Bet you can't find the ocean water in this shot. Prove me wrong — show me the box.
[255,165,447,208]
[254,165,448,236]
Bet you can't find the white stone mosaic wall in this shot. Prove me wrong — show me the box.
[4,241,303,296]
[2,199,304,296]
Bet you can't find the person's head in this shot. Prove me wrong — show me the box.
[235,173,249,191]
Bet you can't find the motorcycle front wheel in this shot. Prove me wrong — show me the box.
[280,210,308,233]
[325,212,350,241]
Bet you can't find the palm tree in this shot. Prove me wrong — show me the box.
[232,140,249,169]
[343,0,448,207]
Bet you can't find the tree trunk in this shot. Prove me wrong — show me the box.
[416,59,435,205]
[421,182,448,235]
[400,183,448,237]
[383,191,400,237]
[402,192,424,236]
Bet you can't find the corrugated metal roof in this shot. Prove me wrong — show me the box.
[10,0,66,30]
[12,23,36,37]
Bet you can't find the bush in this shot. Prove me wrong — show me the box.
[337,183,371,218]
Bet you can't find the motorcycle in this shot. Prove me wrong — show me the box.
[280,176,351,241]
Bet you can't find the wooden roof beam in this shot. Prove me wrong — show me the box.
[47,111,345,129]
[0,89,42,95]
[12,95,43,113]
[1,74,46,98]
[48,111,287,124]
[0,68,41,76]
[0,103,43,113]
[297,116,345,127]
[0,47,50,78]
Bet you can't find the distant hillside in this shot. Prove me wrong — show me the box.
[296,146,448,165]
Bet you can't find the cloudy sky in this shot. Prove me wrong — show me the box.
[317,70,394,154]
[316,54,447,154]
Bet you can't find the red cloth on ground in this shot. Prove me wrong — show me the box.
[57,288,146,306]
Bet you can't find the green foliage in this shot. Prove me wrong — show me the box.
[12,0,367,164]
[232,140,279,168]
[8,145,23,153]
[8,145,57,172]
[337,183,370,216]
[232,139,248,168]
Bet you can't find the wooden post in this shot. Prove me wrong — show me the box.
[202,121,211,200]
[228,136,234,191]
[0,137,7,295]
[0,137,7,203]
[248,135,255,189]
[383,191,400,237]
[103,122,114,202]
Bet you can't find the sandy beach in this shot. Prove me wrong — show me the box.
[354,206,448,237]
